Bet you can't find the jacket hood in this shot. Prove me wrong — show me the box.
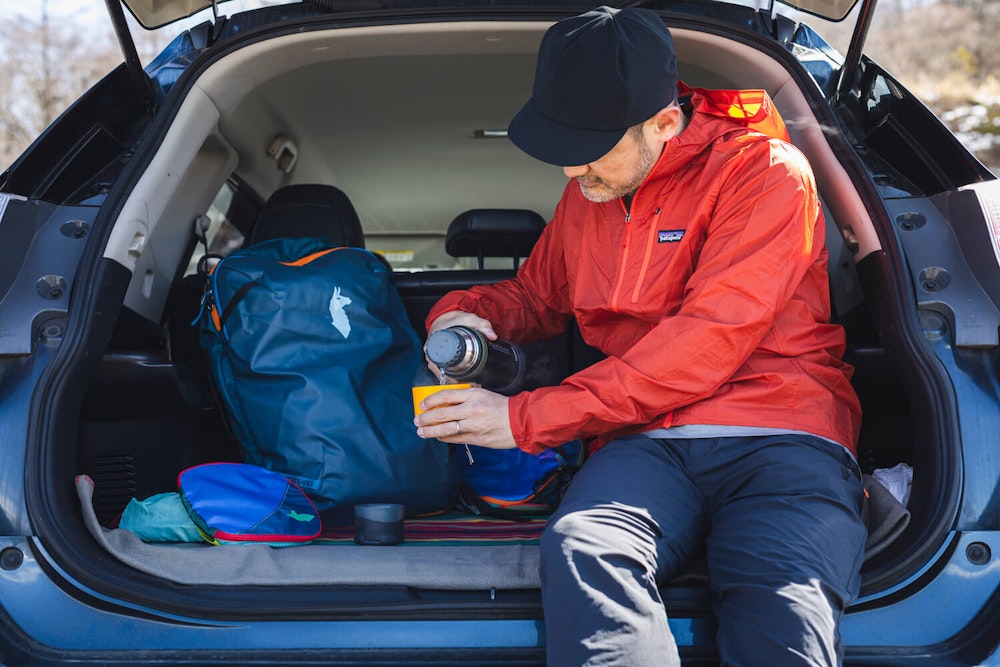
[647,84,790,185]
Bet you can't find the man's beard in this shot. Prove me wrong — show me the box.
[576,139,658,203]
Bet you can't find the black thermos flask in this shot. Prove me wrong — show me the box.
[425,326,525,395]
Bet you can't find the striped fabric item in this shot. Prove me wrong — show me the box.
[317,513,548,545]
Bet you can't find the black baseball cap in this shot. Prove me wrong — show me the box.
[508,6,678,167]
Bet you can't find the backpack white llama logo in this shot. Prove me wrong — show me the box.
[328,287,352,338]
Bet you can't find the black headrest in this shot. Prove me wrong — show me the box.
[445,209,546,269]
[251,184,364,247]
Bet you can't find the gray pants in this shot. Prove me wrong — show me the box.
[539,433,867,667]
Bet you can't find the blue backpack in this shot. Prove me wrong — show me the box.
[197,237,459,523]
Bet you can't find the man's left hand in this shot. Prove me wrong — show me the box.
[414,386,517,449]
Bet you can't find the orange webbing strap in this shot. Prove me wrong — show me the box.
[210,301,222,331]
[278,246,346,267]
[202,261,225,331]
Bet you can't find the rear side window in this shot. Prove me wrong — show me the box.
[183,181,254,275]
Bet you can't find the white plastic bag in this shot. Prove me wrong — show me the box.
[872,462,913,506]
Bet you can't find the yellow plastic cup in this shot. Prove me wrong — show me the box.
[412,383,473,416]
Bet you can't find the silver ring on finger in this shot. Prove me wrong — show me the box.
[455,420,462,435]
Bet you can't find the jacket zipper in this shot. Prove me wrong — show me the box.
[609,208,632,312]
[631,208,662,303]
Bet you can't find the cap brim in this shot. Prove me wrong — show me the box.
[508,99,628,167]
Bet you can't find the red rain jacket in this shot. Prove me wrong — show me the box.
[427,87,862,455]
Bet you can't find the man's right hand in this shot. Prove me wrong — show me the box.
[424,310,498,379]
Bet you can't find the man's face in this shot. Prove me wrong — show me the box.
[563,128,659,203]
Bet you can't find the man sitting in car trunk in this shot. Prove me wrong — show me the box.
[414,6,866,666]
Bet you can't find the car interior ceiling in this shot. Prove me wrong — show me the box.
[70,21,923,592]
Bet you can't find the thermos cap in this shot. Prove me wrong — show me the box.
[426,325,521,391]
[426,329,466,368]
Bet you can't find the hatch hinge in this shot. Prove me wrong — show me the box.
[754,0,780,40]
[104,0,155,111]
[834,0,879,103]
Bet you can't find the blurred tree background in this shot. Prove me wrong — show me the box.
[848,0,1000,170]
[0,0,997,171]
[0,0,170,167]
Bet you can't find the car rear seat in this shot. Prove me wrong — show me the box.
[248,183,366,246]
[392,208,545,336]
[445,208,547,270]
[392,208,578,388]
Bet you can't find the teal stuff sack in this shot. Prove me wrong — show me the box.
[119,492,203,543]
[178,463,321,546]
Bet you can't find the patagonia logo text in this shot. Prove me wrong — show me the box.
[658,230,685,243]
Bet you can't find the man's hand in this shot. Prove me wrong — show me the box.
[424,310,498,380]
[427,310,498,339]
[413,386,517,450]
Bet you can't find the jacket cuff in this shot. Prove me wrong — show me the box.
[509,392,548,455]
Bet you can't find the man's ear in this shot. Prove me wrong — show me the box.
[647,105,684,140]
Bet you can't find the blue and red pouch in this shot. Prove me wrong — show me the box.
[455,441,584,518]
[178,463,322,546]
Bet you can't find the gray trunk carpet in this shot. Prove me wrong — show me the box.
[76,475,541,589]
